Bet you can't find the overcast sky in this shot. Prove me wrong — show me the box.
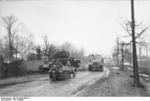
[0,0,150,56]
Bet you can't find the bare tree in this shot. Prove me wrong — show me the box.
[114,37,120,66]
[121,20,149,86]
[1,15,34,77]
[14,34,34,59]
[144,42,150,57]
[36,46,42,60]
[119,0,149,86]
[112,40,130,70]
[60,42,75,53]
[48,44,57,60]
[2,15,18,61]
[0,38,4,57]
[119,42,130,71]
[60,42,85,61]
[42,35,50,62]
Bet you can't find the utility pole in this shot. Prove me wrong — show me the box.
[131,0,140,87]
[130,42,132,67]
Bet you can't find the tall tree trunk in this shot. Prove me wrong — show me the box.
[131,0,140,87]
[121,43,124,71]
[117,37,119,66]
[139,45,142,62]
[8,27,13,61]
[15,43,19,78]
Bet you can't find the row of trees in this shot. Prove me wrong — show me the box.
[0,15,35,78]
[0,15,34,62]
[0,15,86,63]
[113,20,149,66]
[0,15,87,78]
[112,0,150,87]
[35,39,86,63]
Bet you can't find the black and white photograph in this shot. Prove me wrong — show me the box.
[0,0,150,99]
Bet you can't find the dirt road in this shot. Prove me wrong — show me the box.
[0,67,109,96]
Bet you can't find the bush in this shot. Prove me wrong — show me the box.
[18,61,28,76]
[53,50,70,59]
[0,62,6,78]
[0,59,28,78]
[23,60,42,72]
[27,53,37,61]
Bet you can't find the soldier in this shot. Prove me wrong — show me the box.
[66,60,71,67]
[55,59,63,67]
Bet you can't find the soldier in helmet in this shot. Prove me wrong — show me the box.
[66,60,71,67]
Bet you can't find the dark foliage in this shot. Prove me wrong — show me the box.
[27,53,37,61]
[0,59,27,78]
[53,50,70,59]
[36,47,42,60]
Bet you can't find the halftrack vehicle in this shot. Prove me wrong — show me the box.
[49,59,76,81]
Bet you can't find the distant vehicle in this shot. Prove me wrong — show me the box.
[38,62,53,74]
[88,62,103,72]
[49,59,76,81]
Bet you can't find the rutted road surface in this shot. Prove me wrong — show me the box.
[0,67,110,96]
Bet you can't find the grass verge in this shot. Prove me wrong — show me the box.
[77,68,149,96]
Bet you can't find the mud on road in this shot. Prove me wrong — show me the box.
[0,67,109,96]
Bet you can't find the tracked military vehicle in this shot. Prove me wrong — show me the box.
[38,61,53,74]
[49,59,76,81]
